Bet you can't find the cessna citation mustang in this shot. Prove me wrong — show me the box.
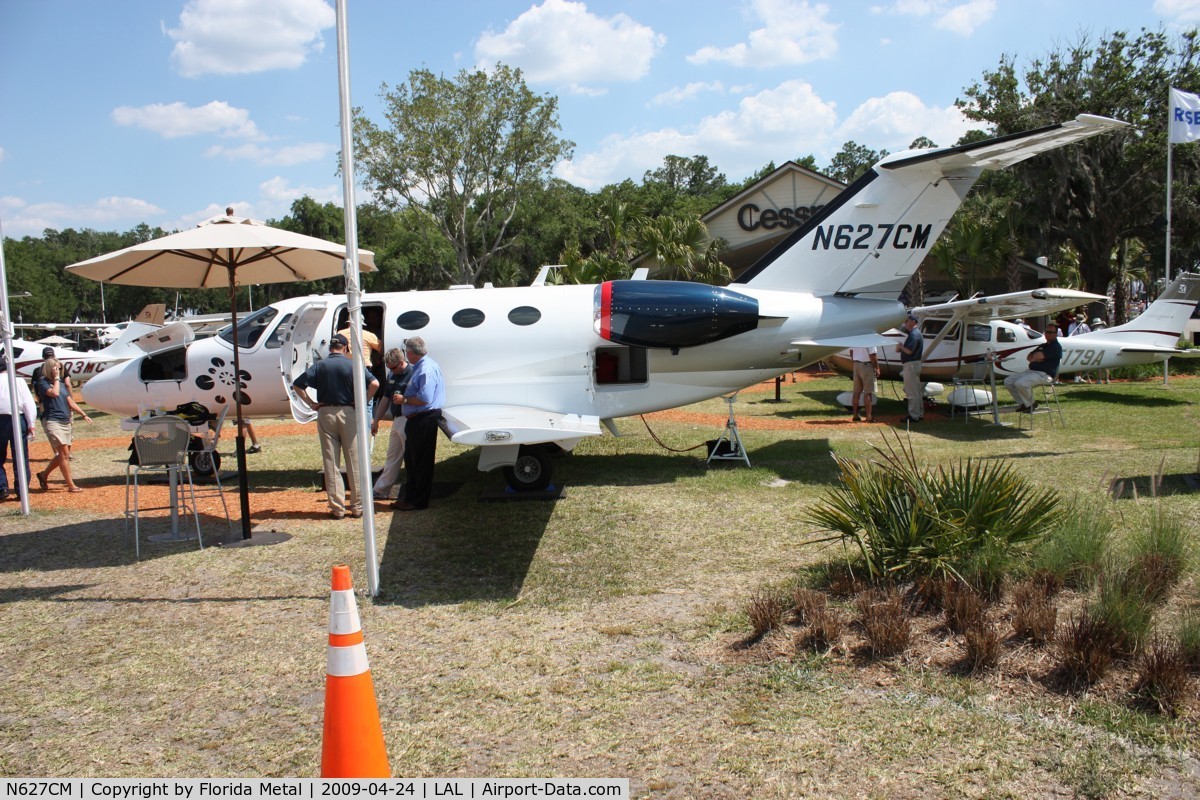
[83,114,1126,490]
[829,272,1200,383]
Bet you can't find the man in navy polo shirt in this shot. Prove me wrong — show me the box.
[291,333,379,519]
[1004,323,1063,412]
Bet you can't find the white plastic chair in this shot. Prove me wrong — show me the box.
[124,415,204,558]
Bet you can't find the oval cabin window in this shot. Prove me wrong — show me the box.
[507,306,541,326]
[397,310,430,330]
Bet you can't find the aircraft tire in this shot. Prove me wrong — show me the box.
[190,449,221,480]
[503,445,552,492]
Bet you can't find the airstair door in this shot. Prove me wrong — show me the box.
[279,301,330,424]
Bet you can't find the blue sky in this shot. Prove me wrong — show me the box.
[0,0,1195,239]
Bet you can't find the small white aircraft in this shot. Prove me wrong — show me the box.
[829,272,1200,384]
[81,115,1126,489]
[2,320,195,385]
[13,303,167,348]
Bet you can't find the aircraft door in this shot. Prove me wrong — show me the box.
[280,301,330,424]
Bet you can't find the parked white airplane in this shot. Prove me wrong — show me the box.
[13,303,167,348]
[3,320,193,384]
[829,272,1200,383]
[81,115,1126,489]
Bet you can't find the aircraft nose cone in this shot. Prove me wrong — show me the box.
[82,359,134,416]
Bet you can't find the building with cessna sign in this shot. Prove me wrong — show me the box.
[664,159,1059,295]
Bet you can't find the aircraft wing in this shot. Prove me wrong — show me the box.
[911,288,1107,323]
[790,334,895,349]
[441,404,603,447]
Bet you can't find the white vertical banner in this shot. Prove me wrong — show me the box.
[1169,87,1200,144]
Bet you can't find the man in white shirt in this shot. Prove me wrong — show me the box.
[849,346,880,423]
[0,354,38,500]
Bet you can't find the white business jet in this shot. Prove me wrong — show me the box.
[830,272,1200,385]
[81,115,1125,490]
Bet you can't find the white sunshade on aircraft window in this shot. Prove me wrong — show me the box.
[966,324,992,342]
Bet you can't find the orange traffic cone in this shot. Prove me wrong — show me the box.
[321,564,390,777]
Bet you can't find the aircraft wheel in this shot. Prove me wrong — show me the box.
[503,445,552,492]
[190,449,221,480]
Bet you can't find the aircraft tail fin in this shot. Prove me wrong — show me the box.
[1087,273,1200,348]
[133,303,166,326]
[734,115,1128,298]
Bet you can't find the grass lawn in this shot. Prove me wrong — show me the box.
[1,371,1197,798]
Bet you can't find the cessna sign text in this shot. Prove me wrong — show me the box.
[737,203,822,231]
[812,223,932,251]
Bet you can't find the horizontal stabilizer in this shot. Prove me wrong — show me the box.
[131,321,195,354]
[442,404,603,447]
[1120,346,1200,358]
[882,115,1129,173]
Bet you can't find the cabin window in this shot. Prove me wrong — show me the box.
[966,324,991,342]
[923,319,959,340]
[397,310,429,330]
[218,306,278,349]
[508,306,541,326]
[594,345,648,385]
[452,308,485,328]
[263,313,294,349]
[997,328,1017,343]
[1023,328,1041,341]
[138,348,188,382]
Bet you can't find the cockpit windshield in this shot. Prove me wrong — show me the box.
[218,306,280,349]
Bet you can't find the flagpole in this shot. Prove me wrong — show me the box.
[1166,119,1173,284]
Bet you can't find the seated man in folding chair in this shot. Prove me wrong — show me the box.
[1003,322,1062,413]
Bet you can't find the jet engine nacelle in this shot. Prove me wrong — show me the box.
[594,280,760,349]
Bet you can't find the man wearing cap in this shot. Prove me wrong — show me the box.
[897,314,924,423]
[291,333,379,520]
[1067,313,1092,382]
[0,354,37,501]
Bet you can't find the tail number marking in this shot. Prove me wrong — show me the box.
[1061,349,1105,367]
[812,223,932,251]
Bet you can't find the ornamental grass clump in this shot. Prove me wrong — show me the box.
[746,589,787,641]
[1010,579,1058,644]
[1057,610,1119,686]
[805,432,1062,586]
[962,618,1003,674]
[1125,507,1193,603]
[1131,636,1192,716]
[1030,501,1111,590]
[797,605,846,654]
[856,587,911,659]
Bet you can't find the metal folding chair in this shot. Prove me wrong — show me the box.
[125,415,204,558]
[1017,382,1065,431]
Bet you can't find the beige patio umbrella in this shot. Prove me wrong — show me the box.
[66,211,375,541]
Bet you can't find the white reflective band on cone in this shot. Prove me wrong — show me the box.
[328,589,362,635]
[327,642,370,677]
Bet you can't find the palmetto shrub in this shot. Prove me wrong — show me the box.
[805,433,1062,586]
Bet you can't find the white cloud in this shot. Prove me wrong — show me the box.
[556,82,978,190]
[203,141,335,166]
[873,0,996,35]
[556,79,840,189]
[1,196,166,237]
[650,81,726,107]
[836,91,973,151]
[934,0,996,35]
[474,0,664,90]
[1155,0,1200,25]
[167,0,335,78]
[687,0,839,68]
[112,101,262,140]
[0,145,6,163]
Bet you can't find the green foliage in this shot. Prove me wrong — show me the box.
[825,141,888,183]
[353,63,574,287]
[804,433,1063,585]
[1030,501,1112,590]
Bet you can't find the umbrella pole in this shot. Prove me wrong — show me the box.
[228,271,252,540]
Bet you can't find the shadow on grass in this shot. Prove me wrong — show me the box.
[0,515,222,575]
